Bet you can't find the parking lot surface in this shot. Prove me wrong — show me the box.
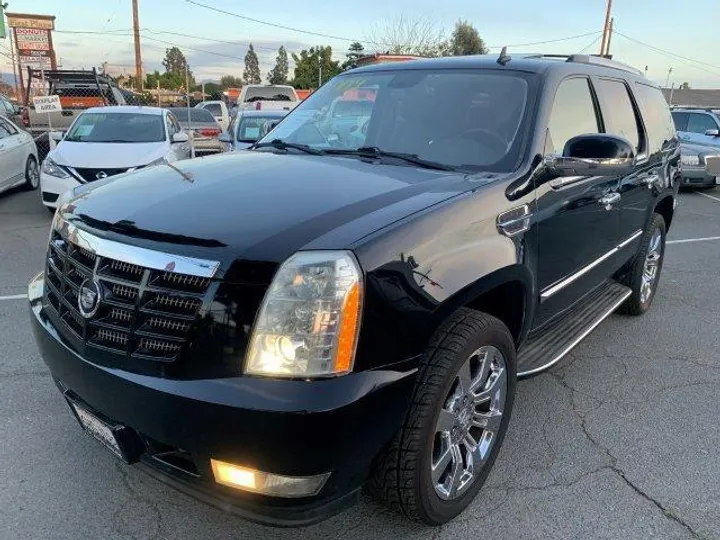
[1,186,719,540]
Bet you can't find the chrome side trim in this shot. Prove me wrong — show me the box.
[55,215,220,278]
[540,229,643,300]
[617,229,643,249]
[518,288,632,377]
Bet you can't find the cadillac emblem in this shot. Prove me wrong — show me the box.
[78,278,102,318]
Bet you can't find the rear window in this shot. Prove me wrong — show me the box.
[202,103,223,116]
[168,108,215,123]
[243,87,296,103]
[633,83,676,153]
[237,115,284,142]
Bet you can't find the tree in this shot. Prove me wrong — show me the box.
[220,75,244,89]
[679,82,691,90]
[447,19,487,56]
[267,46,289,84]
[342,42,365,71]
[163,47,189,75]
[291,46,341,89]
[155,47,195,90]
[243,44,261,84]
[365,15,447,57]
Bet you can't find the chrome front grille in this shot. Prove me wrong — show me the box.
[44,222,219,364]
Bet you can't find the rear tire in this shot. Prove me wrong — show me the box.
[367,308,517,525]
[619,213,666,316]
[24,155,39,191]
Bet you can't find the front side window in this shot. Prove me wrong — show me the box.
[596,78,643,151]
[0,118,17,135]
[263,69,533,172]
[686,113,718,134]
[547,78,599,155]
[64,113,165,143]
[0,120,12,139]
[634,83,676,153]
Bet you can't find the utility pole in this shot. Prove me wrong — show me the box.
[599,0,613,56]
[131,0,142,91]
[668,82,676,106]
[605,18,614,57]
[664,67,673,89]
[318,64,322,88]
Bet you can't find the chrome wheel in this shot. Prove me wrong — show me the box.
[27,158,40,189]
[431,346,507,500]
[640,228,662,304]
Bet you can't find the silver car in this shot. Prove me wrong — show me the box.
[679,142,720,189]
[220,110,288,151]
[0,116,39,197]
[168,107,224,155]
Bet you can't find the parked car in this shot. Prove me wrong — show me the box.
[194,100,230,131]
[220,110,287,150]
[168,107,224,156]
[235,84,298,112]
[679,142,720,189]
[0,93,26,127]
[30,53,682,527]
[0,116,39,196]
[671,107,720,149]
[39,106,190,209]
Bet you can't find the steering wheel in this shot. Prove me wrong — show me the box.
[448,128,508,156]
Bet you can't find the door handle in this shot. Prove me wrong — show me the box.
[642,176,658,189]
[598,193,621,209]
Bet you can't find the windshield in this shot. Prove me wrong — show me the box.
[237,115,284,142]
[261,69,532,171]
[65,113,165,143]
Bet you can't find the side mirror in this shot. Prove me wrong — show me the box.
[49,131,64,142]
[13,105,22,115]
[704,129,720,137]
[172,132,189,143]
[706,155,720,176]
[218,132,232,144]
[546,134,636,177]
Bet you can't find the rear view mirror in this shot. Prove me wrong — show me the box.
[704,129,720,137]
[546,134,636,177]
[172,132,189,143]
[706,155,720,176]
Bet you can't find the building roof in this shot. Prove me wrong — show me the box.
[662,88,720,108]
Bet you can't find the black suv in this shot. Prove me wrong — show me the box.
[29,53,680,526]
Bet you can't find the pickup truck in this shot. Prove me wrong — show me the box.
[30,53,686,527]
[25,69,127,134]
[235,84,298,113]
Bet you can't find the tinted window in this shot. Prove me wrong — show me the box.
[686,113,718,134]
[671,112,689,131]
[237,115,284,142]
[168,108,215,123]
[64,113,165,143]
[596,79,642,151]
[547,78,599,154]
[634,83,676,152]
[266,70,533,172]
[203,103,222,116]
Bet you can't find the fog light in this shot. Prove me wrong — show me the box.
[210,459,330,498]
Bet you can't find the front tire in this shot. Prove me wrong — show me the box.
[24,155,40,190]
[368,308,517,525]
[619,213,666,315]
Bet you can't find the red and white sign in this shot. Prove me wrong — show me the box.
[15,39,50,51]
[15,28,50,41]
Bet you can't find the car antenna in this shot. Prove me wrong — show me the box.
[497,46,511,66]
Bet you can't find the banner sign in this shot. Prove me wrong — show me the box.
[32,95,62,113]
[20,55,52,69]
[7,15,55,30]
[15,39,50,51]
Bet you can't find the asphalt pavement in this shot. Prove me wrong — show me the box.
[1,186,719,540]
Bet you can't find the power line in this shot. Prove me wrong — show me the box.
[486,31,602,50]
[578,34,602,54]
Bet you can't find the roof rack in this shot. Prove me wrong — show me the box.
[523,53,643,76]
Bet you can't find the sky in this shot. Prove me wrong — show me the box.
[1,0,719,88]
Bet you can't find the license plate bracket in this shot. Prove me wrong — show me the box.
[66,397,143,464]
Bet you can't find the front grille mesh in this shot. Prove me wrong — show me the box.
[44,230,212,362]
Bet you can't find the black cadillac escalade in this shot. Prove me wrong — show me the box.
[30,53,681,526]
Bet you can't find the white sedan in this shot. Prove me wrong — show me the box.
[40,106,191,210]
[0,115,39,196]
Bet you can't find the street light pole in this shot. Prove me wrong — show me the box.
[132,0,143,91]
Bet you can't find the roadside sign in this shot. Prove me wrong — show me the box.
[6,15,55,30]
[32,95,62,113]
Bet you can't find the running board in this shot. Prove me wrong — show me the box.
[517,281,631,378]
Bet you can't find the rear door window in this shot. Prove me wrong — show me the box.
[686,113,718,134]
[634,83,677,153]
[595,78,643,152]
[547,77,599,154]
[671,112,689,131]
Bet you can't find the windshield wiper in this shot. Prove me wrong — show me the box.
[326,146,457,171]
[252,139,324,155]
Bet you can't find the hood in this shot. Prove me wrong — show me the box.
[62,151,482,265]
[51,141,168,169]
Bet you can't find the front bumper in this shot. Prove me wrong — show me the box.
[39,172,80,208]
[28,274,415,526]
[681,166,720,187]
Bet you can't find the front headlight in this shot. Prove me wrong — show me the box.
[245,250,363,378]
[41,157,70,178]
